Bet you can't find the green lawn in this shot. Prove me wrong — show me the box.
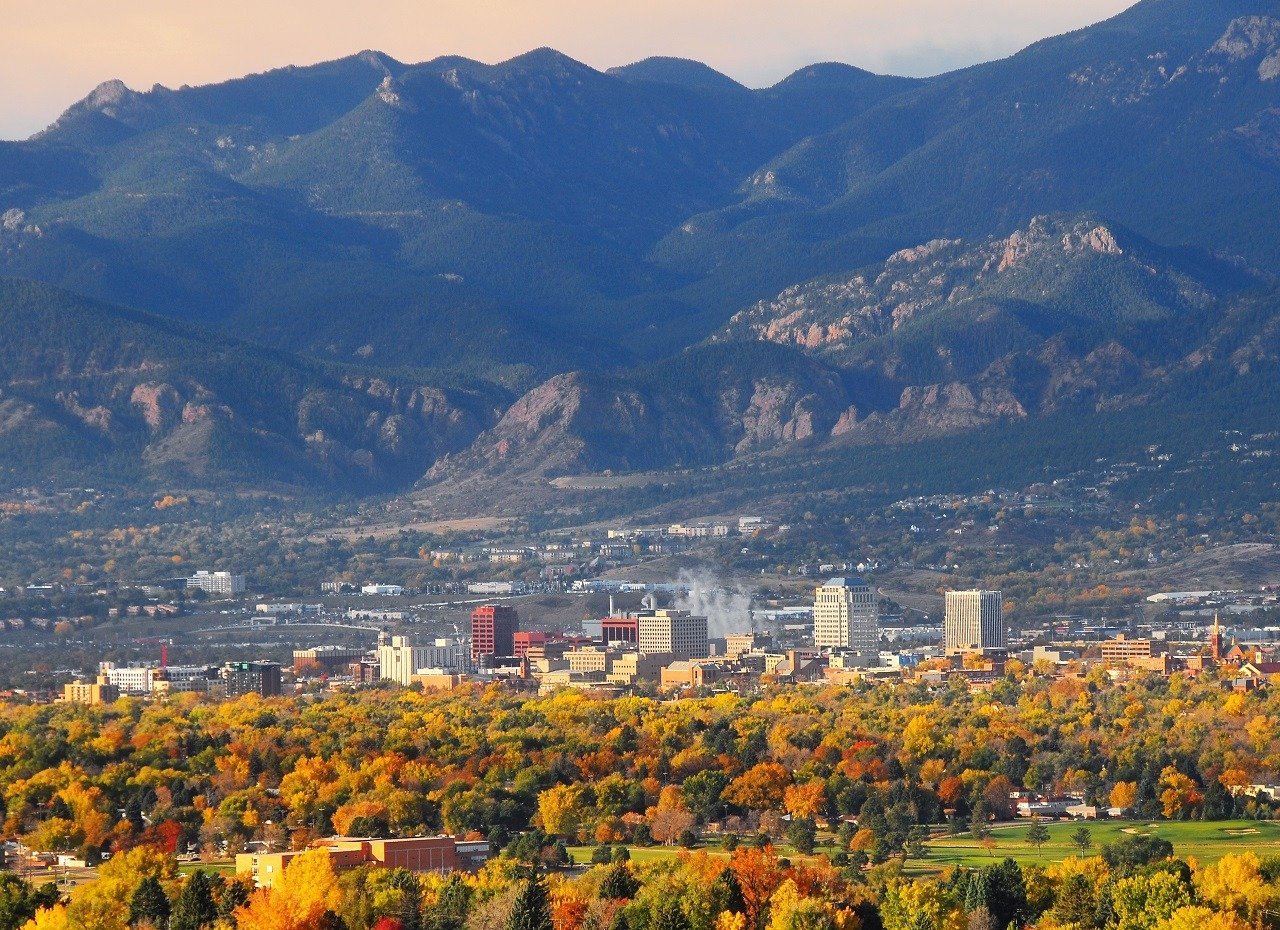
[572,821,1280,875]
[910,819,1280,874]
[567,843,842,867]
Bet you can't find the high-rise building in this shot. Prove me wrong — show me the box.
[222,661,282,697]
[186,571,246,596]
[944,590,1005,655]
[812,578,878,651]
[470,605,518,663]
[379,635,435,685]
[637,609,708,660]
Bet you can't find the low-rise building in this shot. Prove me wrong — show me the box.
[237,836,489,887]
[295,646,369,677]
[60,678,118,705]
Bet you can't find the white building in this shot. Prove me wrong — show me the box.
[813,578,878,651]
[98,662,157,695]
[361,584,404,596]
[378,635,434,686]
[186,571,245,596]
[944,590,1005,654]
[637,609,708,661]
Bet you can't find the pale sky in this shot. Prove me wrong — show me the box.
[3,0,1133,140]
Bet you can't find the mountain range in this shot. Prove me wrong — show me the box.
[2,0,1280,501]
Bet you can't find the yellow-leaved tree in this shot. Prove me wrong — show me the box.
[1155,907,1250,930]
[234,848,341,930]
[1193,853,1274,926]
[47,845,175,930]
[20,905,72,930]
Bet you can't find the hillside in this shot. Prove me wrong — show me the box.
[2,0,1280,500]
[0,279,497,489]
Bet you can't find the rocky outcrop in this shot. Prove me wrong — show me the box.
[130,383,183,432]
[715,214,1239,363]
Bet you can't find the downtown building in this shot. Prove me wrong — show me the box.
[470,604,518,664]
[944,590,1005,655]
[812,578,878,651]
[636,609,708,661]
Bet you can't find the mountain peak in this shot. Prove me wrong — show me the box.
[607,57,747,93]
[496,47,597,76]
[352,49,400,74]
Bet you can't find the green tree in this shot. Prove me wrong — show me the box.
[651,899,690,930]
[785,818,816,856]
[970,802,990,841]
[1071,827,1093,856]
[129,876,170,929]
[427,874,472,930]
[1026,820,1050,856]
[169,871,217,930]
[505,872,552,930]
[598,864,639,901]
[1049,873,1098,928]
[0,875,58,930]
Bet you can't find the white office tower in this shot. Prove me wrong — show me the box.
[378,635,435,686]
[813,578,878,651]
[944,590,1005,654]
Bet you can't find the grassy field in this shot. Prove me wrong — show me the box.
[910,819,1280,874]
[571,820,1280,874]
[567,843,841,867]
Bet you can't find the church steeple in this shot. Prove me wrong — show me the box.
[1211,612,1223,663]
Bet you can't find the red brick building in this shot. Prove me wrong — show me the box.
[601,616,638,645]
[513,631,547,658]
[471,604,518,663]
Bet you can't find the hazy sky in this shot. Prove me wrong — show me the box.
[5,0,1133,140]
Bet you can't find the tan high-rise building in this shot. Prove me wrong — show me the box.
[944,590,1004,655]
[813,578,878,651]
[637,610,708,661]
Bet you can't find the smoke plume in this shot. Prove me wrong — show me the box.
[672,569,752,639]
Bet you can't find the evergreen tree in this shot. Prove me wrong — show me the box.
[505,872,552,930]
[786,817,816,855]
[170,871,217,930]
[129,876,170,929]
[387,871,422,930]
[428,874,473,930]
[599,864,640,901]
[984,859,1027,929]
[651,899,690,930]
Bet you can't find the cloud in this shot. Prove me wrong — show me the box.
[3,0,1132,139]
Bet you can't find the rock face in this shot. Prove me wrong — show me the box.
[0,279,491,489]
[426,348,855,481]
[716,214,1232,361]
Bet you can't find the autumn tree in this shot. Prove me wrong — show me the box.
[234,848,341,930]
[539,786,587,839]
[723,764,791,814]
